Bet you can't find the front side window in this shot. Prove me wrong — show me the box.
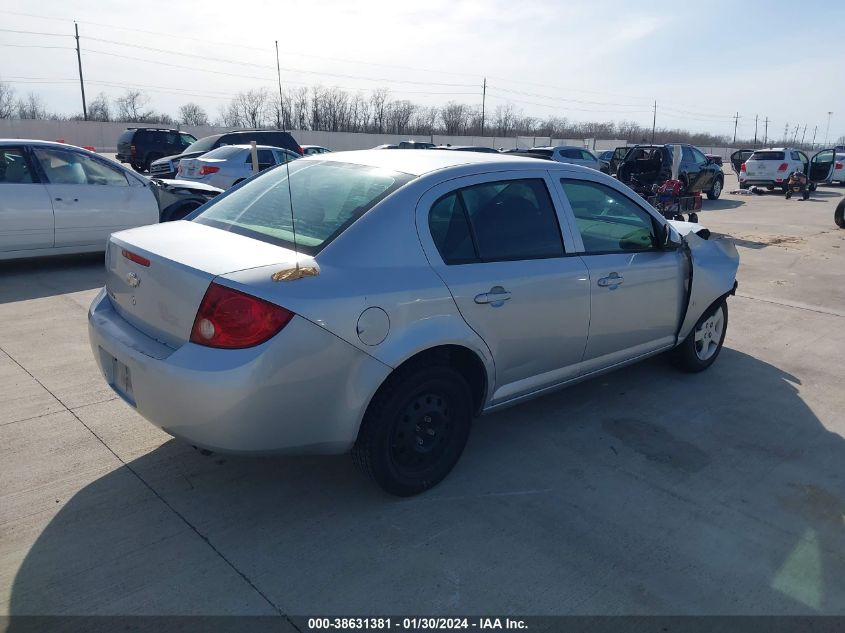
[560,179,658,253]
[690,147,708,166]
[428,178,564,264]
[180,133,196,145]
[33,148,128,186]
[0,148,34,184]
[195,160,412,254]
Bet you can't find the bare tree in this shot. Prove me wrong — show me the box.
[16,92,48,119]
[217,102,241,127]
[115,90,152,122]
[178,102,209,126]
[440,101,471,135]
[0,81,15,119]
[87,92,111,122]
[233,89,270,128]
[369,88,390,133]
[493,104,518,137]
[411,106,439,135]
[291,87,309,130]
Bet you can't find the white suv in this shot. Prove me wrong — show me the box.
[739,147,806,190]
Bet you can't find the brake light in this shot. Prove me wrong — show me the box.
[121,248,150,267]
[298,146,304,155]
[836,162,843,170]
[740,163,746,172]
[777,163,789,172]
[190,283,294,349]
[130,144,136,156]
[198,165,220,175]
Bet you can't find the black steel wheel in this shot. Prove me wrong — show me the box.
[353,361,473,496]
[834,199,845,228]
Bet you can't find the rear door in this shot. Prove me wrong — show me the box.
[32,147,157,248]
[809,149,836,183]
[609,147,629,175]
[416,169,590,403]
[0,145,54,252]
[730,149,754,175]
[556,176,685,373]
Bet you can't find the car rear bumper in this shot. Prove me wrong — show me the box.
[739,178,788,186]
[87,288,391,455]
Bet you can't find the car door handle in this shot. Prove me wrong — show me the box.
[54,198,79,202]
[474,287,511,305]
[597,273,624,289]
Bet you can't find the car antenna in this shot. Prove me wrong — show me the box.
[272,151,319,282]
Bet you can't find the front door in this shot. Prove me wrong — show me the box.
[0,146,54,252]
[32,147,153,247]
[809,149,836,183]
[557,177,685,374]
[417,171,590,403]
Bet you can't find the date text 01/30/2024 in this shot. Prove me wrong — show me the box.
[307,617,528,630]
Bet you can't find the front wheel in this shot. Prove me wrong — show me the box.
[668,300,728,373]
[785,190,793,199]
[706,178,722,200]
[834,198,845,228]
[352,362,473,496]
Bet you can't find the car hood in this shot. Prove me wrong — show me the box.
[668,219,706,236]
[151,152,203,166]
[154,178,223,194]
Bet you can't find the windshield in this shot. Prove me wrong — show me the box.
[194,160,414,254]
[183,135,221,155]
[749,151,785,161]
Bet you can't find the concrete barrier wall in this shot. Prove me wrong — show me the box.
[0,119,629,154]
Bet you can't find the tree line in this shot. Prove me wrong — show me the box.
[2,79,840,148]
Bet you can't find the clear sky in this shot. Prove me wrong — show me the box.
[1,0,843,142]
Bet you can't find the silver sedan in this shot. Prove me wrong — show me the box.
[88,150,739,495]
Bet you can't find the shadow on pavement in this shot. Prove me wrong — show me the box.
[6,349,845,617]
[0,253,104,304]
[701,199,746,211]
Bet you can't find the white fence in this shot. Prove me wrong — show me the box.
[0,119,628,154]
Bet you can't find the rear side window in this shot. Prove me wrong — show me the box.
[0,148,34,183]
[195,160,412,254]
[201,146,243,160]
[118,130,135,143]
[750,151,785,161]
[429,178,564,264]
[560,148,581,159]
[790,151,801,160]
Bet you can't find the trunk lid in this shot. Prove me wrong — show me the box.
[744,151,786,179]
[105,221,299,348]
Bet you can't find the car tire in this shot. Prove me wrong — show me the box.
[739,183,749,190]
[809,183,817,191]
[352,360,473,496]
[785,190,793,199]
[706,177,722,200]
[835,199,845,228]
[668,299,728,373]
[688,212,699,223]
[144,153,163,173]
[802,190,810,201]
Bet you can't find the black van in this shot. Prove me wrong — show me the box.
[116,128,197,173]
[149,129,302,179]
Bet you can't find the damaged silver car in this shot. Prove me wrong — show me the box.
[88,150,739,496]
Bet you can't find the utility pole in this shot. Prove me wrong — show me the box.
[275,40,285,131]
[753,114,758,147]
[792,124,800,144]
[824,111,833,146]
[800,124,807,146]
[651,101,657,143]
[732,112,739,144]
[74,22,87,121]
[763,117,769,146]
[480,77,487,137]
[811,125,817,149]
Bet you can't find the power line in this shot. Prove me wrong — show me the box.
[0,27,71,37]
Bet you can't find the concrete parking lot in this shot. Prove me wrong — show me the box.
[1,169,844,619]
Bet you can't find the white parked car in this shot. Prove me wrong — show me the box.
[177,144,300,190]
[0,140,159,260]
[737,147,842,191]
[528,145,602,170]
[301,145,331,156]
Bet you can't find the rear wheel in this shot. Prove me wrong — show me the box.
[668,300,728,373]
[785,190,793,199]
[352,361,473,496]
[802,189,810,201]
[706,177,722,200]
[834,199,845,228]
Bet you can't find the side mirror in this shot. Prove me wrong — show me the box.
[660,223,682,249]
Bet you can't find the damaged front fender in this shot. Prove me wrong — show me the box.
[678,232,739,341]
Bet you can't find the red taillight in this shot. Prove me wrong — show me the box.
[836,162,843,170]
[130,144,136,156]
[298,146,304,155]
[198,165,220,176]
[740,162,746,172]
[777,163,789,172]
[190,283,294,349]
[122,248,150,267]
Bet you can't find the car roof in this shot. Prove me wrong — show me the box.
[300,148,588,177]
[301,145,327,149]
[209,144,294,151]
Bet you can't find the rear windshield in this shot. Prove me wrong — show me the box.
[200,146,243,160]
[749,151,785,161]
[527,149,553,157]
[194,161,414,254]
[184,135,222,155]
[118,130,135,143]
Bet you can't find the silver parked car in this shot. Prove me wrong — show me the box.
[529,145,602,170]
[88,150,739,495]
[177,144,300,190]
